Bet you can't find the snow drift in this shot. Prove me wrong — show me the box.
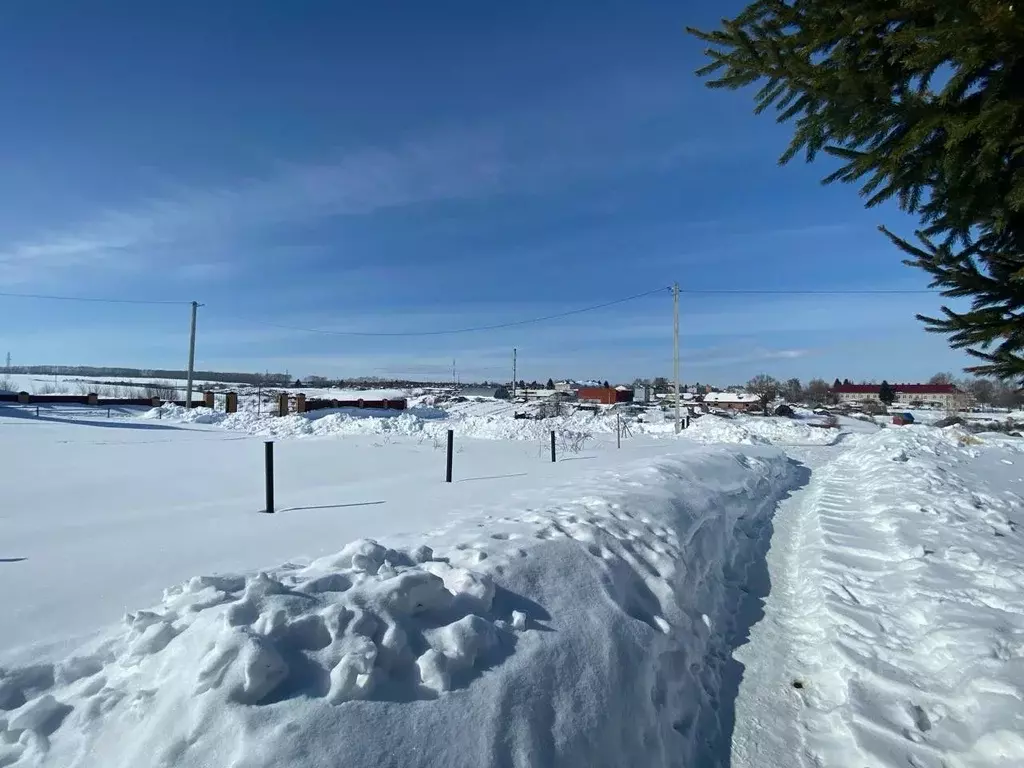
[0,446,802,768]
[147,402,836,447]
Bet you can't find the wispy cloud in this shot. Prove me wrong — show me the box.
[0,132,515,285]
[0,76,712,287]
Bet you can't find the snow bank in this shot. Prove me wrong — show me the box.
[145,402,621,442]
[679,414,839,446]
[146,402,840,450]
[0,447,801,768]
[789,426,1024,767]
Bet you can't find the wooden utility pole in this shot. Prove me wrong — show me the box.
[673,283,680,433]
[512,348,517,399]
[186,301,198,409]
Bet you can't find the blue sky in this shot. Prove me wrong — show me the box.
[0,1,972,384]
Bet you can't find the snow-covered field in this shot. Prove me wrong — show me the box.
[1,394,1021,768]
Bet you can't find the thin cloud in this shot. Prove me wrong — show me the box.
[0,133,512,285]
[0,71,721,286]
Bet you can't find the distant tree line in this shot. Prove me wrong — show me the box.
[6,365,294,387]
[741,372,1024,410]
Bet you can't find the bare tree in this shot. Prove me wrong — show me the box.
[746,374,781,415]
[965,378,995,406]
[782,377,803,403]
[145,381,179,401]
[805,378,831,405]
[929,372,955,385]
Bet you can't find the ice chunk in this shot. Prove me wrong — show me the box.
[429,615,497,672]
[333,539,388,573]
[327,637,377,703]
[422,562,495,612]
[416,649,450,693]
[8,694,67,734]
[236,635,289,704]
[379,570,452,615]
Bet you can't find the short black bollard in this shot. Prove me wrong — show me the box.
[550,430,556,463]
[264,441,275,513]
[445,429,454,483]
[35,406,39,417]
[107,407,111,418]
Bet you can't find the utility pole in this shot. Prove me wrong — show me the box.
[186,300,198,408]
[673,282,681,433]
[4,352,9,373]
[512,348,517,399]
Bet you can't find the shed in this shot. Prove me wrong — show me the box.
[577,386,634,405]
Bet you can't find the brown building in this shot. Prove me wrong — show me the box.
[577,386,634,405]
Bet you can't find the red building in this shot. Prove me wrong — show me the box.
[577,386,634,405]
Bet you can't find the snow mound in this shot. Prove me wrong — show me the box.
[145,402,622,442]
[0,447,801,768]
[791,426,1024,767]
[681,414,838,446]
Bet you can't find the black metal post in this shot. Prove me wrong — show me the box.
[550,430,556,463]
[445,429,454,482]
[264,441,275,513]
[617,414,621,449]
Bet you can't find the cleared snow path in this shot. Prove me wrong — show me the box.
[733,426,1024,768]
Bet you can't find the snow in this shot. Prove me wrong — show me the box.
[731,425,1024,768]
[0,401,801,767]
[703,391,761,404]
[678,414,838,446]
[2,398,1023,768]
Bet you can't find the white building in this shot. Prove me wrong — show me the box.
[703,392,762,411]
[833,383,968,409]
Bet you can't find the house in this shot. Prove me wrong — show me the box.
[577,386,634,405]
[702,391,762,411]
[832,383,967,409]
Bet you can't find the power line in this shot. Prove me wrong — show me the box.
[678,288,938,295]
[0,290,191,305]
[237,287,672,338]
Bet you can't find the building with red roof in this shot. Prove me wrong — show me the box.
[832,382,967,409]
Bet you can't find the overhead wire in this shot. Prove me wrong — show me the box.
[230,286,673,338]
[0,284,943,339]
[0,290,191,306]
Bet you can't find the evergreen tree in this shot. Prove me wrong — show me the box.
[546,378,555,390]
[879,380,896,407]
[833,378,842,389]
[688,2,1024,381]
[603,380,611,388]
